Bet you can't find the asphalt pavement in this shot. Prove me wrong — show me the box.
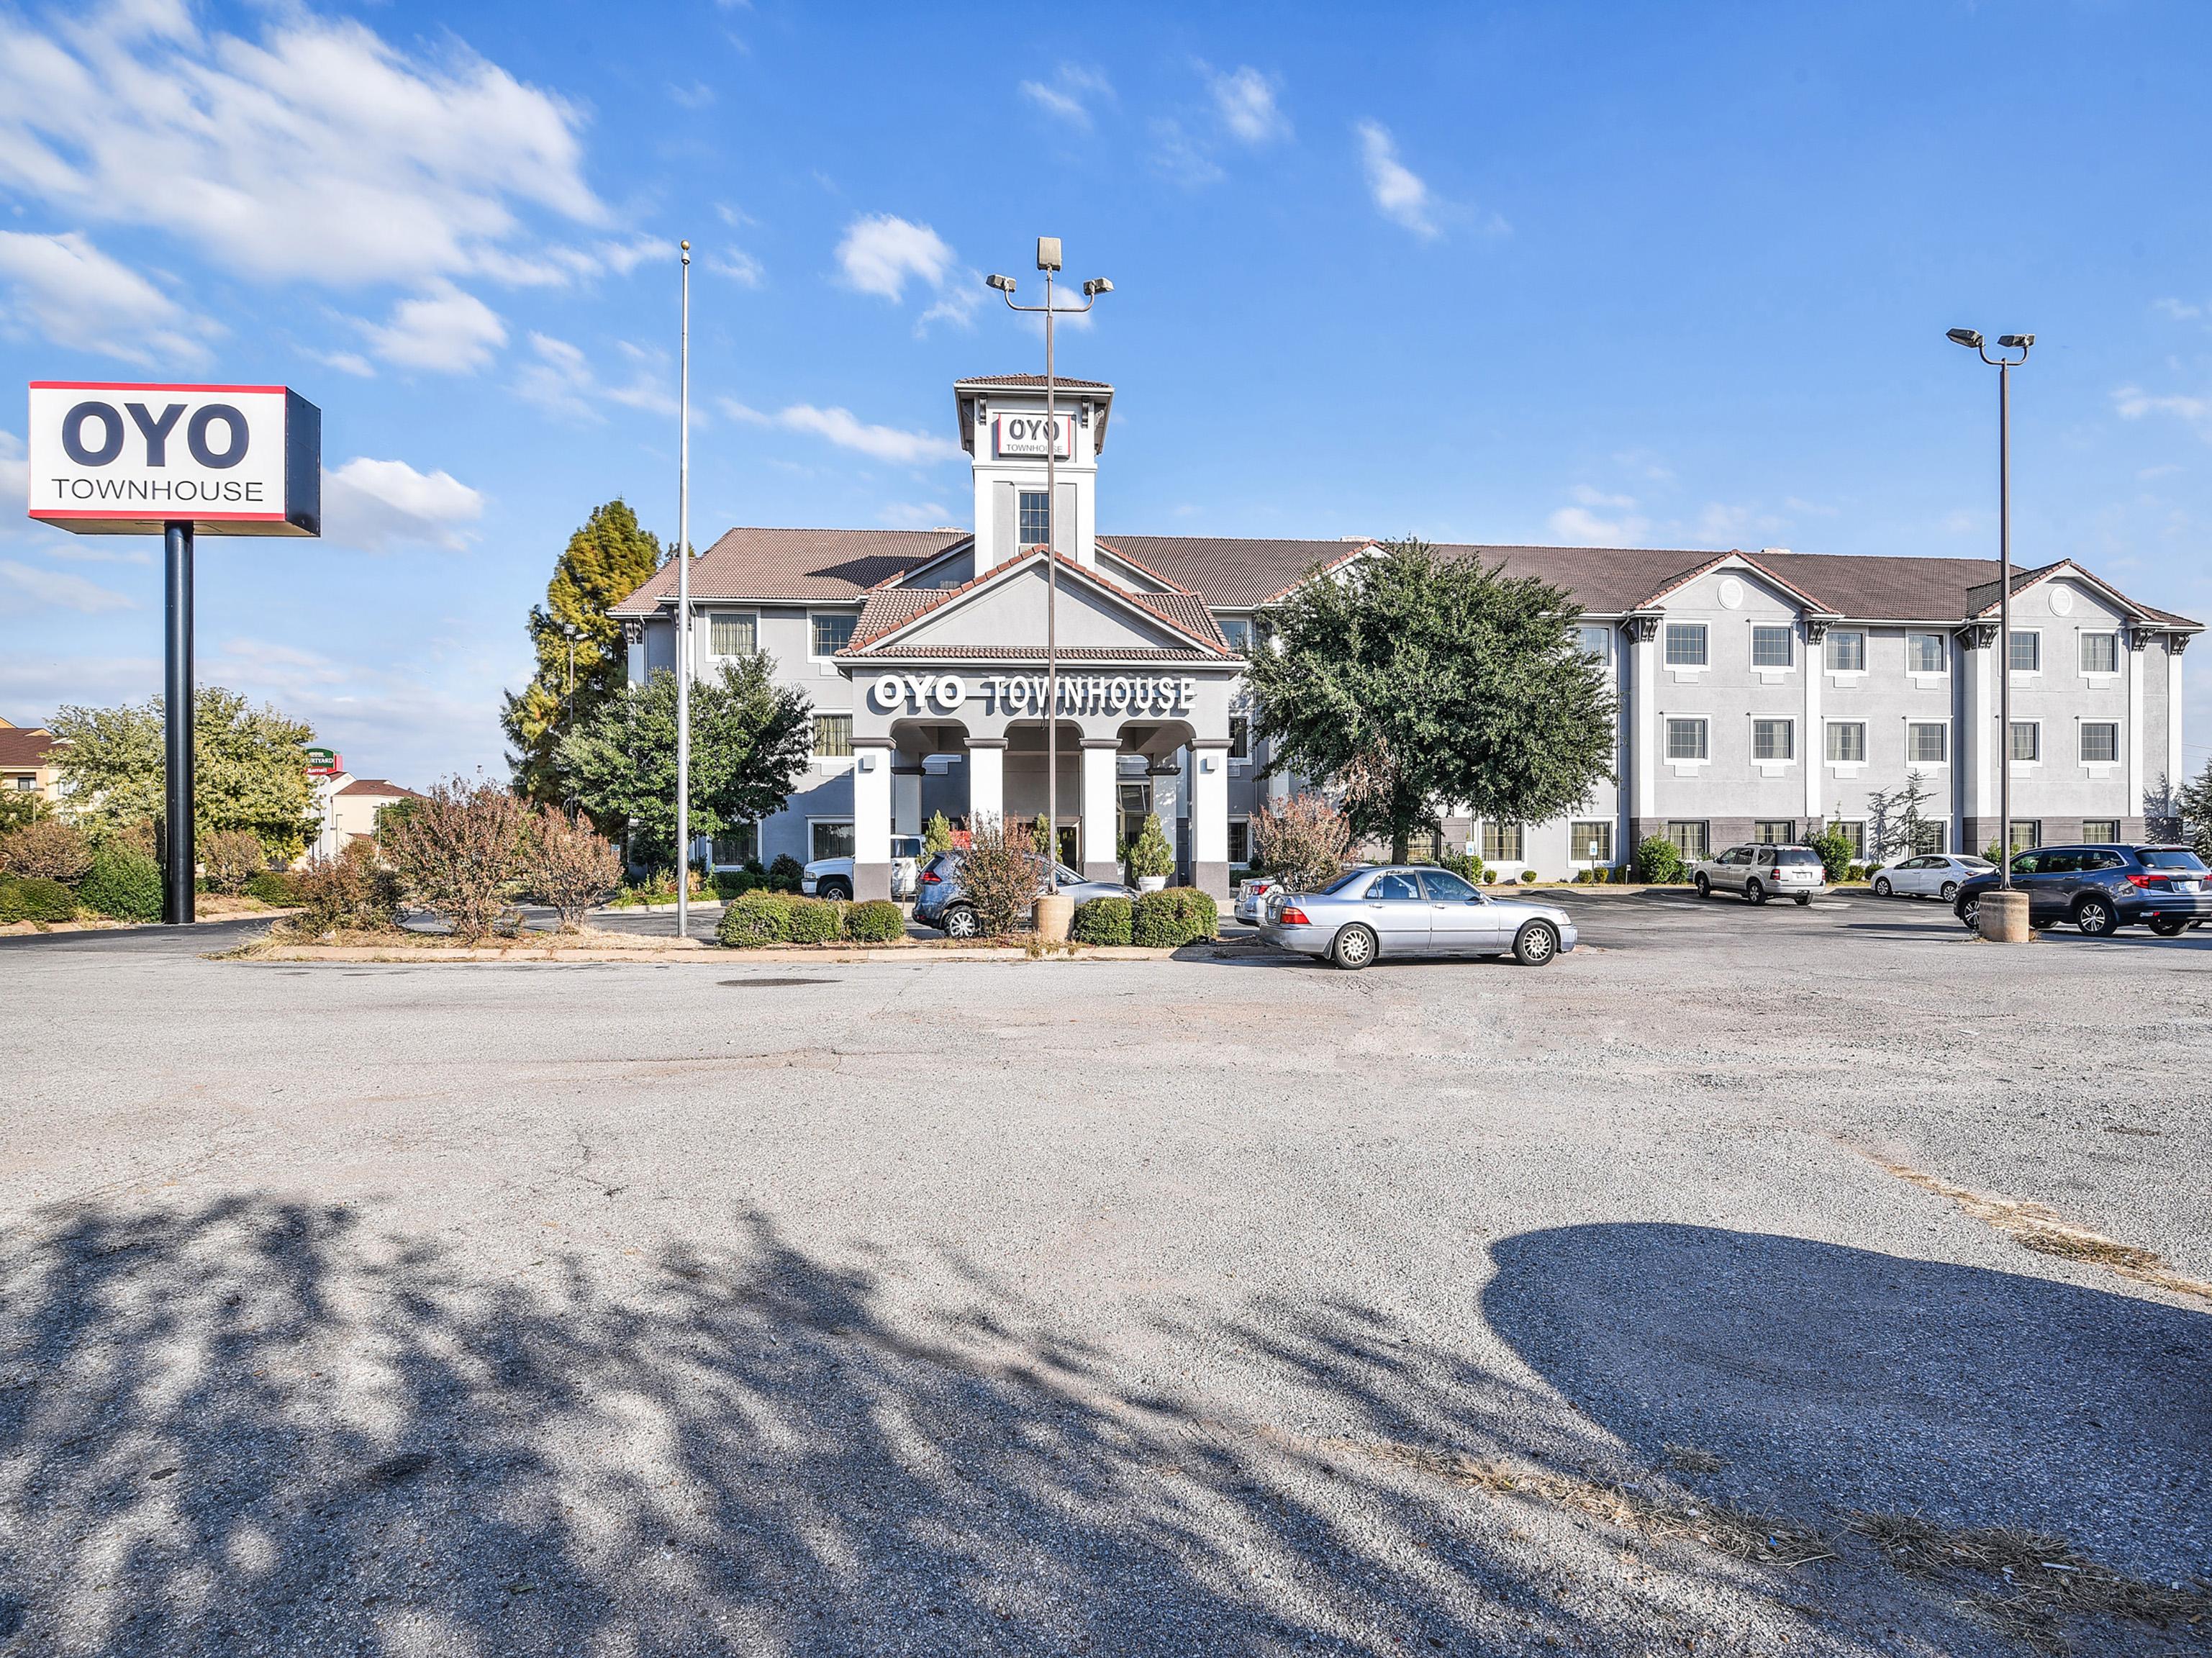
[0,889,2206,1657]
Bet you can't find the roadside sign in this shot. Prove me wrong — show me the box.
[305,748,342,776]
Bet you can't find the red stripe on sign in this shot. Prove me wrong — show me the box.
[30,508,291,521]
[28,381,291,394]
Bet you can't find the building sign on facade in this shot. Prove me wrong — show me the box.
[25,381,321,536]
[868,672,1199,715]
[992,411,1075,460]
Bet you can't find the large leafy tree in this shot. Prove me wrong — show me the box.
[1246,538,1615,861]
[557,661,813,870]
[502,499,666,803]
[50,688,318,856]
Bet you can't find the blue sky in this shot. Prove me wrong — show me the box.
[1,0,2208,785]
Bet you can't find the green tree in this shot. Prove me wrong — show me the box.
[50,688,317,856]
[923,810,955,856]
[2177,758,2212,861]
[558,661,812,870]
[1246,538,1616,861]
[502,499,666,804]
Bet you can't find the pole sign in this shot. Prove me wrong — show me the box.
[26,382,320,536]
[304,748,342,776]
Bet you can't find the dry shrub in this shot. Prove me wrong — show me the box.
[1252,793,1350,893]
[525,804,622,930]
[0,817,93,883]
[287,839,401,936]
[958,812,1041,936]
[378,776,524,943]
[201,828,266,894]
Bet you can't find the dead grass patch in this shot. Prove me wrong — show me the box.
[1352,1441,1834,1568]
[1663,1443,1728,1474]
[1849,1512,2212,1652]
[1854,1150,2212,1305]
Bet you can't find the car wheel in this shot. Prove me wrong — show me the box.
[1512,921,1559,966]
[1874,876,1893,897]
[2074,896,2118,938]
[1330,924,1377,971]
[1746,879,1768,905]
[1694,874,1712,898]
[2149,915,2187,937]
[1958,895,1980,932]
[1795,894,1813,907]
[943,905,980,939]
[1939,881,1958,902]
[819,879,852,902]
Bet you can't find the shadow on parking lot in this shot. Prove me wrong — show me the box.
[1481,1223,2211,1573]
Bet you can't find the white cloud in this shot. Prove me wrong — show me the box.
[1210,66,1289,145]
[707,246,764,287]
[716,397,771,425]
[321,457,484,552]
[1570,484,1637,510]
[1020,64,1112,129]
[1150,118,1225,188]
[358,282,507,373]
[0,229,214,362]
[0,430,23,507]
[0,2,606,289]
[835,213,953,302]
[1549,489,1650,546]
[1690,502,1782,546]
[2113,384,2211,428]
[1355,121,1439,240]
[668,81,714,110]
[2152,298,2205,323]
[308,348,376,377]
[0,558,138,613]
[515,332,680,423]
[592,236,676,276]
[777,405,959,465]
[877,501,955,529]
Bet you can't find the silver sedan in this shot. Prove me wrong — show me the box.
[1259,864,1578,969]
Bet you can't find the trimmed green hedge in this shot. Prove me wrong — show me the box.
[1,874,78,923]
[1071,895,1132,946]
[1131,887,1218,948]
[80,848,165,922]
[246,869,302,905]
[785,897,840,944]
[843,899,905,943]
[717,891,792,947]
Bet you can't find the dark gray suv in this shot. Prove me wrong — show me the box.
[910,851,1132,937]
[1953,844,2212,936]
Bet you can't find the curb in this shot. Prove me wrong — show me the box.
[238,942,1192,965]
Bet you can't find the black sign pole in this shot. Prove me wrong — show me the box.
[163,518,195,925]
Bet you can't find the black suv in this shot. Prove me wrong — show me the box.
[1953,844,2212,937]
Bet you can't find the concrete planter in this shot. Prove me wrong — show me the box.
[1136,875,1168,892]
[1033,893,1074,942]
[1977,888,2031,943]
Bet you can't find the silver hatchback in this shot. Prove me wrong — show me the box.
[1260,864,1578,969]
[1690,844,1828,906]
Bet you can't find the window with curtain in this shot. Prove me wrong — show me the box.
[1754,719,1793,761]
[2009,630,2040,673]
[1664,623,1708,667]
[1665,717,1708,761]
[1754,820,1795,845]
[2079,722,2118,764]
[2010,722,2040,762]
[1480,822,1523,862]
[1218,616,1253,653]
[1908,633,1947,674]
[1570,821,1613,861]
[2081,819,2120,843]
[1908,722,1948,764]
[810,613,857,657]
[1826,722,1867,763]
[812,715,853,758]
[709,613,757,656]
[1751,625,1793,669]
[1667,821,1710,861]
[2080,632,2119,674]
[1824,630,1866,671]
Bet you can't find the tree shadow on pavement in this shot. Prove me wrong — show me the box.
[1480,1224,2211,1580]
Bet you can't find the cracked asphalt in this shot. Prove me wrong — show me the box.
[0,890,2206,1657]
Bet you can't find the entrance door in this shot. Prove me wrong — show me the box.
[1118,782,1151,869]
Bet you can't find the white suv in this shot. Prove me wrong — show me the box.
[1691,844,1828,906]
[801,835,925,901]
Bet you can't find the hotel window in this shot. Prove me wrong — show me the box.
[1405,828,1440,864]
[2080,631,2119,675]
[1577,624,1613,663]
[1826,721,1867,763]
[1755,820,1796,845]
[1908,722,1948,764]
[1664,622,1707,667]
[2009,820,2041,853]
[2009,630,2040,673]
[1665,717,1708,761]
[708,612,757,656]
[1908,632,1948,674]
[1824,630,1866,672]
[1832,820,1865,857]
[2009,721,2040,763]
[810,612,857,658]
[1751,625,1793,669]
[1018,490,1051,548]
[812,714,853,758]
[1227,819,1250,866]
[1219,616,1254,653]
[1570,820,1613,862]
[1753,719,1794,761]
[1912,822,1947,855]
[1667,820,1710,861]
[1229,715,1250,759]
[2082,819,2120,843]
[1479,822,1524,863]
[720,827,759,865]
[2079,721,2118,764]
[811,820,855,861]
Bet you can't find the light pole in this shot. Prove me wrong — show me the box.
[1946,327,2033,892]
[676,239,692,937]
[986,241,1112,892]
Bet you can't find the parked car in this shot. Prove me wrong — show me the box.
[1233,873,1281,924]
[1260,864,1577,969]
[1953,843,2212,937]
[910,851,1133,937]
[801,835,925,901]
[1871,852,1994,902]
[1690,844,1828,906]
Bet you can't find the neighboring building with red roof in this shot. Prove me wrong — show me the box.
[309,773,426,861]
[612,372,2200,897]
[0,719,64,805]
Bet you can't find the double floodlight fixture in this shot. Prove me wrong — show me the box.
[1949,326,2034,365]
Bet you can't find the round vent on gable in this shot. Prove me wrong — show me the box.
[1718,576,1745,610]
[2049,585,2074,616]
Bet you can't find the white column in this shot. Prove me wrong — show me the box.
[2170,640,2187,792]
[2127,633,2145,819]
[1803,625,1823,822]
[892,764,923,836]
[852,743,893,901]
[1631,619,1656,825]
[1191,740,1231,897]
[966,740,1005,828]
[1080,740,1119,880]
[1967,630,1995,825]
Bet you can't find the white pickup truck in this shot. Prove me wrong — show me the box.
[801,835,926,901]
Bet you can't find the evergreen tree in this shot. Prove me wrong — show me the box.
[502,499,666,802]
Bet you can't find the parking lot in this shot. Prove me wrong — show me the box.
[1,892,2207,1657]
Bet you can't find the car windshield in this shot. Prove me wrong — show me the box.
[2139,848,2210,871]
[1776,848,1821,866]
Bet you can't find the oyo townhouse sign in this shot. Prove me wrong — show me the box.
[992,411,1076,460]
[869,671,1199,715]
[26,381,321,536]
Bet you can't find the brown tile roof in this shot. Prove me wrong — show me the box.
[840,549,1235,658]
[611,527,970,612]
[0,727,59,769]
[1097,536,1372,609]
[953,374,1113,390]
[337,778,424,798]
[848,645,1220,661]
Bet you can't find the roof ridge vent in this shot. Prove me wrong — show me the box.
[1758,546,1792,556]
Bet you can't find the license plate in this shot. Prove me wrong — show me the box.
[2178,880,2202,894]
